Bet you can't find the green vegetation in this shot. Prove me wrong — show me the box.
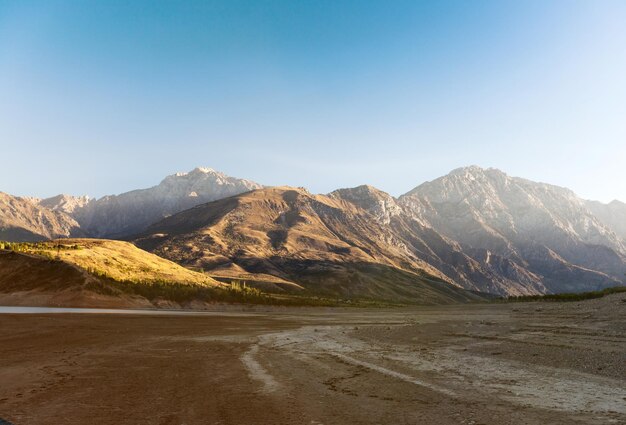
[504,286,626,302]
[85,277,265,304]
[0,241,81,252]
[87,276,389,307]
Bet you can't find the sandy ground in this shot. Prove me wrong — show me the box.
[0,294,624,425]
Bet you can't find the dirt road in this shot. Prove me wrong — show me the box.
[0,294,624,424]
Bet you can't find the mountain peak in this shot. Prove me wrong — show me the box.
[173,167,219,178]
[191,166,217,174]
[331,184,392,201]
[39,194,92,214]
[448,165,508,178]
[450,164,485,174]
[330,185,401,224]
[68,168,264,238]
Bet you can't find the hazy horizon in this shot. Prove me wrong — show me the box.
[2,164,623,205]
[1,1,625,202]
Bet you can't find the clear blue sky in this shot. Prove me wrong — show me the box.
[1,0,624,202]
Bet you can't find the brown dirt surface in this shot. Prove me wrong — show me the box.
[0,293,624,424]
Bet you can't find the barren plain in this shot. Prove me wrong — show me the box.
[0,293,624,425]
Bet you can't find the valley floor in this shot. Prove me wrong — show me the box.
[0,294,624,425]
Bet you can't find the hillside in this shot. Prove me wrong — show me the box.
[0,250,151,308]
[26,239,224,286]
[134,187,483,304]
[0,239,225,308]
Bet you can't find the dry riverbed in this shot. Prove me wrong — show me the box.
[0,293,624,424]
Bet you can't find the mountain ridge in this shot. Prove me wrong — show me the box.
[0,192,82,242]
[44,167,263,238]
[2,165,624,298]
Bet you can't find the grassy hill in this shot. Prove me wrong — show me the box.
[0,239,233,308]
[13,238,222,286]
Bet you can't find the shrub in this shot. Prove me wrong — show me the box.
[504,286,626,302]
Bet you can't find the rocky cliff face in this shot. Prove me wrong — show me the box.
[586,200,626,241]
[0,192,81,241]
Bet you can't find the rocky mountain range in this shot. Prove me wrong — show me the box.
[398,167,625,294]
[1,166,624,297]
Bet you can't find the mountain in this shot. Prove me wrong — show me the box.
[1,167,263,241]
[67,167,263,238]
[134,186,482,303]
[331,185,548,295]
[130,167,626,297]
[586,200,626,241]
[398,166,625,294]
[2,165,624,299]
[0,192,82,242]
